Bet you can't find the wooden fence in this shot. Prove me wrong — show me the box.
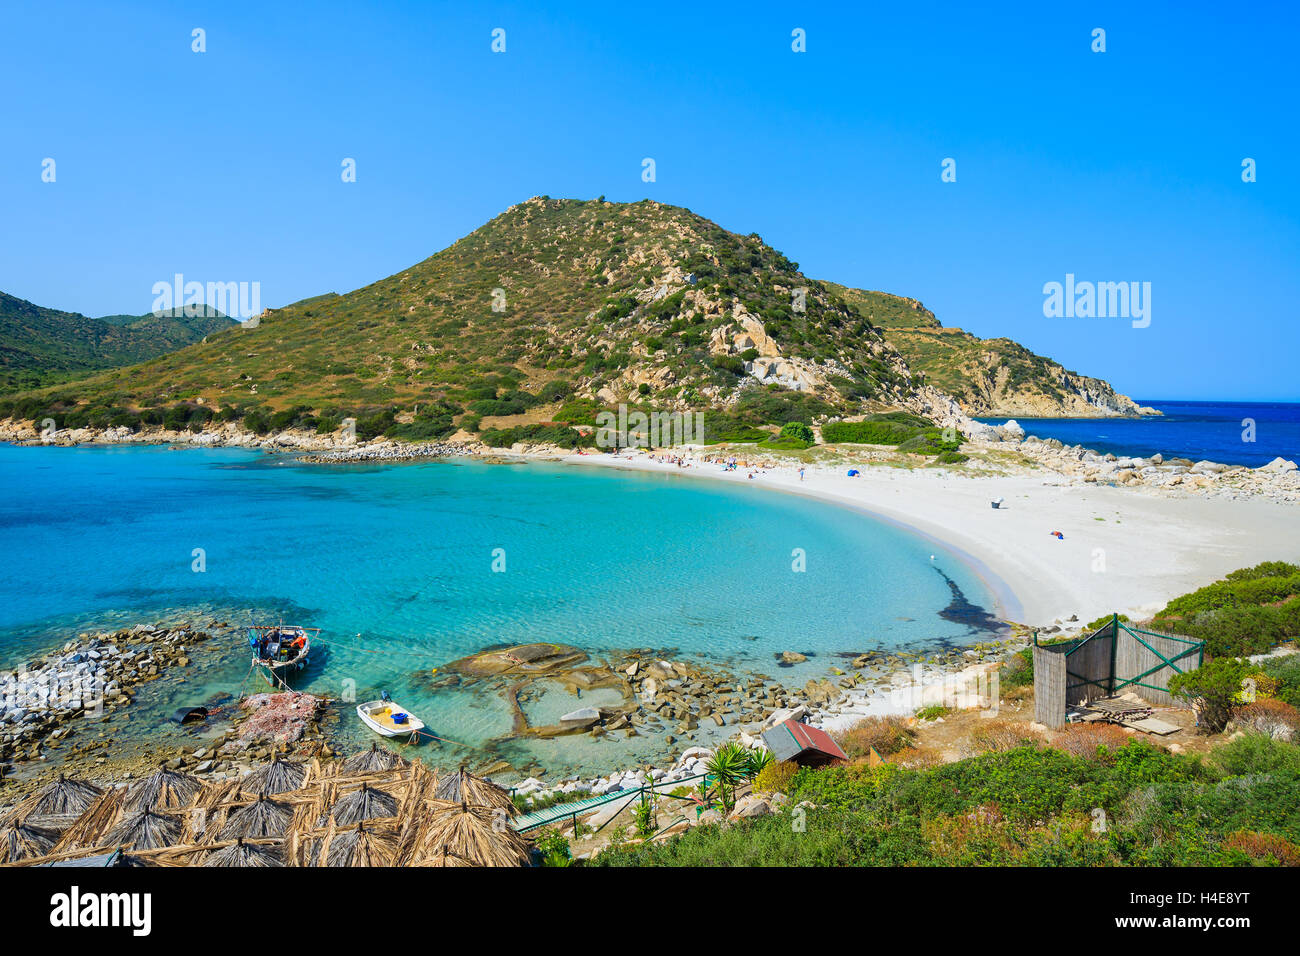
[1032,616,1204,728]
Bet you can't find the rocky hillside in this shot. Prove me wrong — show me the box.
[6,198,923,437]
[2,198,1147,440]
[825,284,1155,418]
[0,292,236,394]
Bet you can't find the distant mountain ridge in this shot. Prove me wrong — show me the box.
[0,292,237,393]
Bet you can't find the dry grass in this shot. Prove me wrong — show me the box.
[1223,830,1300,866]
[833,716,916,759]
[1050,723,1132,759]
[969,718,1039,754]
[889,746,943,769]
[1233,699,1300,741]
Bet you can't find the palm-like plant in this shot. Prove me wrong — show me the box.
[744,747,774,780]
[704,742,749,812]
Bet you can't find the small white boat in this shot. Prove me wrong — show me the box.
[357,697,426,738]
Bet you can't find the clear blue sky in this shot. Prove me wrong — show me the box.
[2,1,1296,401]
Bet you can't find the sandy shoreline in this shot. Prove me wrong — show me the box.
[553,449,1300,626]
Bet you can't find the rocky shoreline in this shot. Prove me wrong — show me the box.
[969,421,1300,503]
[0,619,1033,808]
[3,414,1296,502]
[1,622,211,778]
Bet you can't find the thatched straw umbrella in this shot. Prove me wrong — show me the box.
[125,764,203,812]
[243,754,307,796]
[341,742,408,775]
[330,783,398,826]
[420,801,530,867]
[322,823,397,867]
[31,773,102,816]
[218,796,294,840]
[0,820,58,863]
[434,767,515,816]
[50,787,126,853]
[106,808,182,851]
[416,845,476,867]
[203,837,283,868]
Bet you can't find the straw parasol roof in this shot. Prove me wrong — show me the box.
[4,746,527,869]
[416,845,476,867]
[218,796,294,841]
[0,821,58,863]
[330,783,398,826]
[341,742,408,775]
[125,764,203,812]
[31,774,102,817]
[434,767,515,816]
[243,754,307,796]
[203,837,283,867]
[420,801,530,868]
[106,808,183,851]
[322,823,397,867]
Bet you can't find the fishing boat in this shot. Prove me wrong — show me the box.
[357,693,427,739]
[248,624,319,686]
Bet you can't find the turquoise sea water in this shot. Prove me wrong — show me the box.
[0,444,1003,776]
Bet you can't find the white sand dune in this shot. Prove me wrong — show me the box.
[559,451,1300,626]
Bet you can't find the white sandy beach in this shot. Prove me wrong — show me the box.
[559,450,1300,627]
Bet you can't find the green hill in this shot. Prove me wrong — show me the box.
[824,284,1152,418]
[3,198,920,438]
[0,293,237,393]
[1,197,1148,439]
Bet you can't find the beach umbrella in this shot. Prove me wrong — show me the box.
[218,796,294,840]
[331,783,398,826]
[204,836,283,868]
[421,801,530,868]
[30,773,102,816]
[341,742,408,775]
[106,808,182,851]
[416,845,476,868]
[125,764,203,811]
[322,823,397,867]
[434,767,515,815]
[0,821,58,863]
[243,754,307,796]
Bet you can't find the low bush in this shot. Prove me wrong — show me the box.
[833,716,916,759]
[1050,723,1132,759]
[752,760,798,794]
[970,719,1038,754]
[1232,699,1300,741]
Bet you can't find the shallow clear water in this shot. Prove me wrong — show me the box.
[0,444,1003,777]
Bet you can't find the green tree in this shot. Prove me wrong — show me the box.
[779,421,815,444]
[1168,657,1264,734]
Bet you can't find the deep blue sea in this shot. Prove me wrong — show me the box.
[979,400,1300,467]
[0,444,1002,775]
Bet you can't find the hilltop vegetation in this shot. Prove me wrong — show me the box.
[824,283,1152,419]
[0,292,236,394]
[3,198,1148,440]
[1153,561,1300,658]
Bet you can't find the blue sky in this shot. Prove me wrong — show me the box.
[2,1,1296,401]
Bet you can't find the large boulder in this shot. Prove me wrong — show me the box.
[1258,457,1298,474]
[996,420,1026,442]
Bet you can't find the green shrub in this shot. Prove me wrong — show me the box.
[779,421,815,444]
[1168,658,1265,734]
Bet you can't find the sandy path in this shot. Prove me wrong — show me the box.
[556,451,1300,626]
